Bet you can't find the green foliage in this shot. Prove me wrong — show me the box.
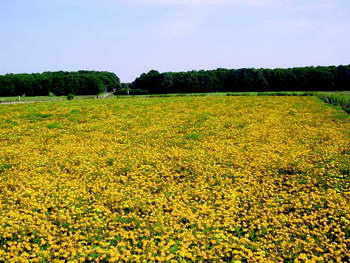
[47,123,62,129]
[131,65,350,94]
[115,88,129,95]
[3,120,18,127]
[314,92,350,113]
[0,163,11,173]
[114,83,149,95]
[0,71,120,97]
[67,93,74,100]
[169,244,180,254]
[130,89,149,95]
[186,133,201,140]
[24,113,53,121]
[1,65,349,97]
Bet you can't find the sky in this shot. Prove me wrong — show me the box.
[0,0,349,82]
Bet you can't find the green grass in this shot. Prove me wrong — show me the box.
[0,95,98,103]
[115,91,312,98]
[47,122,62,129]
[0,96,65,103]
[312,92,350,113]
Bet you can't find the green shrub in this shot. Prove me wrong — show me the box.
[47,123,62,129]
[114,88,129,95]
[129,89,149,95]
[67,94,75,100]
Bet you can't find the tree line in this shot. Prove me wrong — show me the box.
[130,65,350,94]
[0,71,120,97]
[1,65,349,97]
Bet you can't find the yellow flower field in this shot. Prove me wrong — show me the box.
[0,96,349,263]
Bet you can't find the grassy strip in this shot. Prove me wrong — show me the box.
[0,95,99,103]
[226,91,312,96]
[0,96,65,103]
[313,92,350,114]
[115,91,312,98]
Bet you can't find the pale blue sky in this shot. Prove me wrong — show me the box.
[0,0,349,82]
